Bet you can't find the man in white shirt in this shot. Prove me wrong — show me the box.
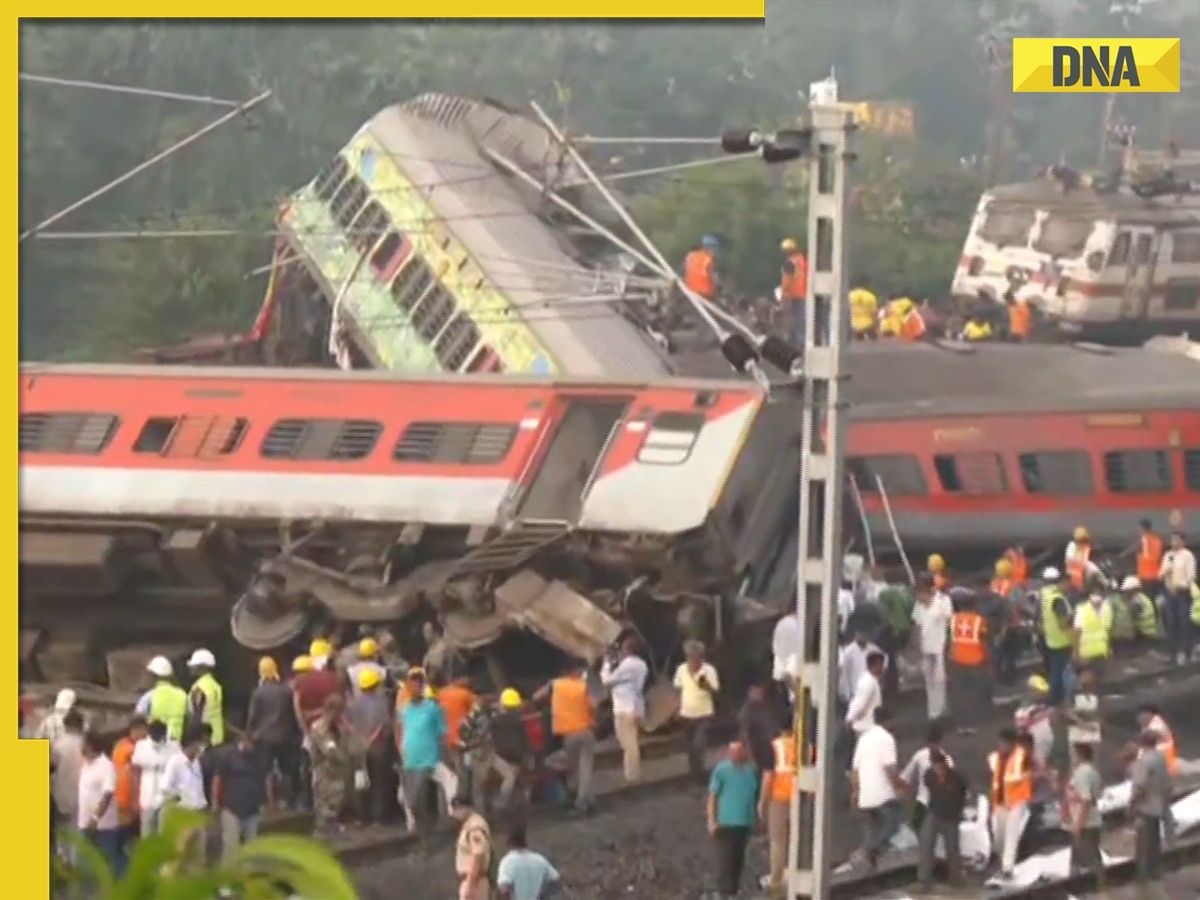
[50,709,86,843]
[838,581,857,641]
[850,707,904,869]
[771,612,799,721]
[159,729,209,813]
[911,575,953,722]
[899,722,953,833]
[36,688,82,743]
[77,732,123,874]
[844,650,886,765]
[600,637,649,784]
[131,720,179,836]
[838,630,885,711]
[1160,531,1197,664]
[673,641,719,781]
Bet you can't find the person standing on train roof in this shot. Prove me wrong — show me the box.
[138,655,189,743]
[775,237,808,347]
[683,235,720,301]
[848,279,879,341]
[1004,290,1033,342]
[1039,567,1076,706]
[187,648,225,745]
[1160,531,1197,664]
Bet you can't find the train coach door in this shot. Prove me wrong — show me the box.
[1121,230,1158,321]
[517,397,630,523]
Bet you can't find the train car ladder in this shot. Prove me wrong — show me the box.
[874,474,915,587]
[451,520,571,576]
[846,474,876,571]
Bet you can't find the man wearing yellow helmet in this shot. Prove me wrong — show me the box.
[776,237,809,347]
[347,637,387,700]
[848,278,879,340]
[346,666,393,824]
[246,656,302,809]
[487,688,530,810]
[990,560,1025,684]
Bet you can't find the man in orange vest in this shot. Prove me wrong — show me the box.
[989,727,1034,879]
[1004,290,1032,342]
[1066,526,1099,597]
[1133,703,1179,776]
[1004,545,1029,585]
[683,236,720,301]
[759,729,797,897]
[776,238,809,347]
[947,593,990,735]
[991,558,1025,685]
[533,661,597,813]
[1135,519,1164,600]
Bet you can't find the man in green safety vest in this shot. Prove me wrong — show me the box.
[1072,590,1114,680]
[187,648,225,745]
[1038,567,1075,706]
[145,655,189,742]
[1120,576,1159,644]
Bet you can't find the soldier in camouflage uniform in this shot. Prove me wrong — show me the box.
[308,693,359,836]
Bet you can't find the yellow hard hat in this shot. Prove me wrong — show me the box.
[1073,526,1090,542]
[359,637,378,659]
[994,559,1013,579]
[423,685,436,699]
[292,655,314,673]
[927,553,945,572]
[358,668,382,690]
[1028,674,1050,694]
[499,688,523,709]
[258,656,279,680]
[309,639,332,659]
[781,238,798,252]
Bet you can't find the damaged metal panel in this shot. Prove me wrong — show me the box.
[162,528,222,589]
[20,531,125,594]
[492,569,621,662]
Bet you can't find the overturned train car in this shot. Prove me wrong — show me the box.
[18,340,1200,691]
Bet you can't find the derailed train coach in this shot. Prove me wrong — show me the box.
[17,339,1200,696]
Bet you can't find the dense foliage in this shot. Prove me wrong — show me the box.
[19,5,1198,359]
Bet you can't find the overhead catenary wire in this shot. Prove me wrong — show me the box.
[18,72,246,108]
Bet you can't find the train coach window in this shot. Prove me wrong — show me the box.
[133,415,250,457]
[847,454,927,496]
[261,418,383,461]
[1017,451,1094,495]
[638,412,705,465]
[1104,449,1173,493]
[394,422,517,465]
[1183,449,1200,492]
[933,452,1008,495]
[19,413,119,455]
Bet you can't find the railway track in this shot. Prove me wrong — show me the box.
[270,655,1200,875]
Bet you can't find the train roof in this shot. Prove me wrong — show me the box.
[23,339,1200,420]
[987,177,1200,225]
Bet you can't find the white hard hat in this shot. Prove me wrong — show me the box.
[146,655,173,678]
[53,688,77,712]
[1042,566,1061,581]
[187,648,216,668]
[1121,576,1142,591]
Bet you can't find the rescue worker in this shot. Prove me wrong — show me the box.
[187,648,224,745]
[893,296,927,341]
[1120,576,1159,644]
[1039,567,1075,706]
[947,592,990,735]
[989,726,1034,881]
[346,667,394,824]
[489,688,529,810]
[1073,589,1114,680]
[1129,703,1179,777]
[309,693,357,836]
[1004,290,1032,342]
[683,236,719,301]
[309,638,333,672]
[346,637,388,699]
[991,558,1026,684]
[848,280,878,340]
[144,655,188,742]
[1014,675,1054,768]
[777,238,809,347]
[960,309,994,342]
[534,661,597,815]
[759,727,797,897]
[1160,531,1197,664]
[927,554,950,592]
[1136,519,1164,600]
[1065,527,1101,598]
[1004,545,1029,586]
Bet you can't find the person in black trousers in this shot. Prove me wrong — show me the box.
[917,749,965,891]
[706,740,759,899]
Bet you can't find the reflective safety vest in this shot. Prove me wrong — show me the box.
[1146,715,1179,775]
[988,747,1033,808]
[962,321,992,341]
[684,249,716,298]
[1067,544,1092,590]
[900,309,926,341]
[780,252,808,300]
[949,612,987,666]
[848,288,878,334]
[1005,547,1028,585]
[1132,594,1158,639]
[1040,587,1073,650]
[1111,595,1136,642]
[1008,299,1031,339]
[1138,534,1164,582]
[1076,602,1113,660]
[191,672,225,744]
[148,681,188,742]
[991,577,1013,599]
[550,675,594,736]
[1190,583,1200,627]
[770,734,798,803]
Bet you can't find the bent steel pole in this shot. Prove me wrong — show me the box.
[785,102,855,900]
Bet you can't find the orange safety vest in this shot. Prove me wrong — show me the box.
[780,252,808,301]
[684,249,716,298]
[1147,715,1179,775]
[988,747,1033,808]
[991,578,1013,599]
[770,734,798,803]
[1068,544,1091,590]
[1005,547,1028,585]
[550,676,594,737]
[899,309,926,341]
[1009,300,1031,339]
[1138,534,1164,582]
[950,612,987,666]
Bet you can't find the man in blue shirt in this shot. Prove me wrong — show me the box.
[707,740,758,899]
[497,820,561,900]
[399,672,447,848]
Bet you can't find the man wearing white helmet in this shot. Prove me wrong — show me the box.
[1120,576,1159,644]
[35,688,83,743]
[135,656,188,742]
[1037,567,1075,706]
[188,648,225,745]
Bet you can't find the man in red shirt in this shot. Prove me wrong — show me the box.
[291,653,341,812]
